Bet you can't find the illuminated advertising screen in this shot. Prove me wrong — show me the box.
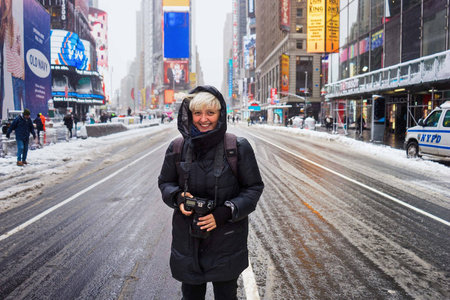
[89,8,108,68]
[280,0,290,32]
[51,29,91,70]
[1,0,51,119]
[164,60,189,86]
[307,0,325,53]
[326,0,339,53]
[244,34,256,70]
[164,89,174,104]
[280,54,289,93]
[164,12,189,59]
[163,0,189,6]
[307,0,340,53]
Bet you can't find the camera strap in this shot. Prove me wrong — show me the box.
[213,141,224,205]
[182,141,224,206]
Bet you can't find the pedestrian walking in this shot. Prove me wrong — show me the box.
[6,108,36,166]
[63,113,73,139]
[158,85,264,300]
[139,113,143,124]
[33,113,44,143]
[73,114,79,137]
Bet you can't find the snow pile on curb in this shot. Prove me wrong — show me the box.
[0,124,169,211]
[257,124,450,179]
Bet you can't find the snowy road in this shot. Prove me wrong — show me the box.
[0,124,449,299]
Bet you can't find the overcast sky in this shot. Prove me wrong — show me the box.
[98,0,231,92]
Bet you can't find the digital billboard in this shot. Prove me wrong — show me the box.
[307,0,340,53]
[164,60,188,86]
[325,0,339,53]
[163,0,189,6]
[1,0,51,119]
[244,34,256,70]
[280,54,289,94]
[164,89,174,104]
[164,12,189,59]
[51,29,91,70]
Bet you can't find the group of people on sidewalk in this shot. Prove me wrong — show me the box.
[4,108,88,166]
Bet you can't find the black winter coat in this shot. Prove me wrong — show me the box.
[158,85,264,284]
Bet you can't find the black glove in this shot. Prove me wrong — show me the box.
[176,192,185,207]
[5,133,10,139]
[212,206,232,227]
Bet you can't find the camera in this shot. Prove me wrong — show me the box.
[184,196,215,239]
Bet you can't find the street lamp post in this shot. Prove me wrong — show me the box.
[305,71,308,116]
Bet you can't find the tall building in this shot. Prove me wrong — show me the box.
[324,0,450,143]
[255,0,322,125]
[39,0,104,118]
[221,13,233,103]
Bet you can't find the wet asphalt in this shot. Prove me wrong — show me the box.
[0,125,448,299]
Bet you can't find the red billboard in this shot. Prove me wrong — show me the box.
[164,89,174,104]
[280,0,290,32]
[164,60,188,86]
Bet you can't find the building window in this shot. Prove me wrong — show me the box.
[296,25,303,33]
[296,56,313,95]
[296,40,303,49]
[98,32,100,37]
[401,3,421,61]
[422,0,446,56]
[297,8,303,17]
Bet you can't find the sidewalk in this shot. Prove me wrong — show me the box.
[0,119,161,158]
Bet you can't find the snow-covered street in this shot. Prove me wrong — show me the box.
[0,122,449,299]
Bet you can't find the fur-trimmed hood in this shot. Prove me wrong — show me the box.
[177,85,227,150]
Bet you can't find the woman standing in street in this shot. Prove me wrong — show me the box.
[158,85,264,299]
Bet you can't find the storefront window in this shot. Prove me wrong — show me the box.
[358,0,370,35]
[371,0,384,30]
[296,56,313,96]
[340,48,349,79]
[349,43,357,77]
[348,0,358,42]
[384,15,400,67]
[370,29,383,71]
[423,0,446,56]
[358,36,370,74]
[401,3,421,61]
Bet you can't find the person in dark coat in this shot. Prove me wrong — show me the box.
[33,113,44,143]
[6,108,36,166]
[63,113,73,138]
[158,85,264,299]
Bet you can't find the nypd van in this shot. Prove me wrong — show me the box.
[405,101,450,158]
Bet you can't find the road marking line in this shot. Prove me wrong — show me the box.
[247,131,450,227]
[0,142,168,242]
[242,261,261,300]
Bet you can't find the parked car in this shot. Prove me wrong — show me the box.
[405,101,450,158]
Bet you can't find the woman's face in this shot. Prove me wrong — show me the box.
[192,107,220,132]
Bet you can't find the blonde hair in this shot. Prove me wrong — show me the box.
[188,92,221,112]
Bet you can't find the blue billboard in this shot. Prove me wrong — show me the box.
[51,30,90,70]
[164,12,189,59]
[24,0,51,117]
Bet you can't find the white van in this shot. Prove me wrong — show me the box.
[405,101,450,158]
